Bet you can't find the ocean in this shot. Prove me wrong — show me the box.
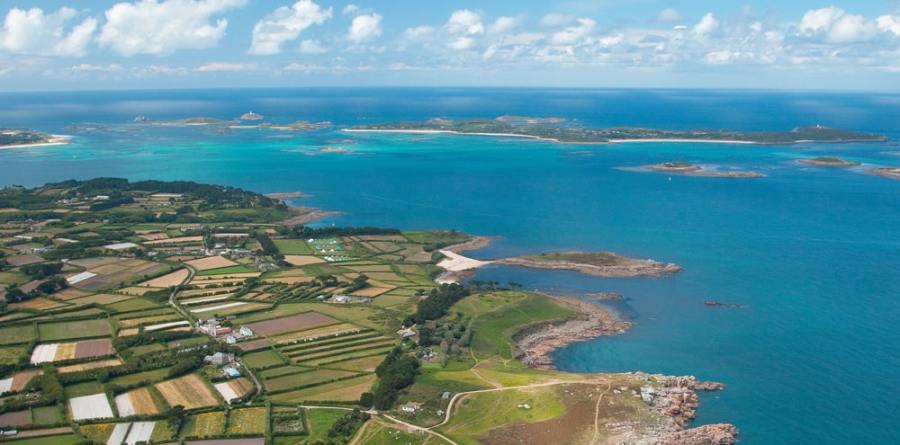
[1,88,899,443]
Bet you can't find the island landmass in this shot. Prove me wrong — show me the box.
[346,118,887,145]
[797,156,861,167]
[869,167,900,180]
[0,128,71,149]
[645,162,763,178]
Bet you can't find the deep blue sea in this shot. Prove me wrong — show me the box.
[1,88,899,443]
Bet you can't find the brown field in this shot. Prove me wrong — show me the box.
[244,312,336,336]
[76,259,169,291]
[262,276,315,285]
[270,323,363,345]
[118,286,161,296]
[0,410,30,427]
[138,232,169,241]
[117,328,139,337]
[10,370,42,391]
[128,387,161,415]
[57,358,123,374]
[155,374,219,409]
[138,268,189,287]
[52,288,92,300]
[118,314,182,328]
[185,256,238,271]
[9,297,67,311]
[74,339,114,359]
[283,255,326,266]
[327,354,387,372]
[6,255,43,266]
[344,264,394,272]
[68,257,120,269]
[235,339,272,352]
[143,236,204,245]
[227,378,254,399]
[270,374,376,403]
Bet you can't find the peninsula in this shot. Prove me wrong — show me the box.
[0,128,70,149]
[346,118,887,145]
[0,178,735,445]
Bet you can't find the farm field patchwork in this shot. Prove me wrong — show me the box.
[155,374,220,409]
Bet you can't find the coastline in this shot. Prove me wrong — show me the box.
[342,128,598,145]
[515,294,631,370]
[0,135,71,150]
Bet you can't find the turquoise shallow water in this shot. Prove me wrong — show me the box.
[1,89,899,443]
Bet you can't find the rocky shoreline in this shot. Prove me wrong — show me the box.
[797,157,860,167]
[632,374,736,445]
[514,295,631,370]
[512,295,738,444]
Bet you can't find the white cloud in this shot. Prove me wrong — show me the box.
[403,25,434,41]
[449,37,477,50]
[299,39,327,54]
[447,10,484,35]
[656,8,682,23]
[0,7,97,57]
[490,16,518,34]
[877,14,900,35]
[193,62,257,72]
[249,0,332,55]
[539,13,573,28]
[693,13,719,36]
[98,0,245,56]
[135,64,189,76]
[347,13,382,43]
[283,62,323,72]
[799,7,876,43]
[342,4,359,16]
[70,63,123,72]
[550,18,596,45]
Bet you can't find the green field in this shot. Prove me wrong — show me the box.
[108,367,171,386]
[63,381,104,398]
[273,239,313,255]
[38,319,111,341]
[0,324,35,345]
[3,435,82,445]
[243,349,285,369]
[196,265,255,276]
[0,346,26,365]
[31,405,64,425]
[304,409,348,443]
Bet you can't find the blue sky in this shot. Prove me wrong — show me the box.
[1,0,899,91]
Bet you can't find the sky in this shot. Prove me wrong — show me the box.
[0,0,899,91]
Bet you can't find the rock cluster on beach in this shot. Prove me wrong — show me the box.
[646,162,762,178]
[632,375,736,445]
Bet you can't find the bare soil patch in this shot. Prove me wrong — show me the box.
[244,312,336,336]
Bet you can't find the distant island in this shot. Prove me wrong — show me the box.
[346,118,888,145]
[150,116,331,132]
[644,162,763,178]
[870,167,900,180]
[0,128,70,149]
[797,156,860,167]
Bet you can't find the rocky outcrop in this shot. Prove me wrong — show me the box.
[658,424,738,445]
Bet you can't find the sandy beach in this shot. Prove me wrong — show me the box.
[0,135,71,150]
